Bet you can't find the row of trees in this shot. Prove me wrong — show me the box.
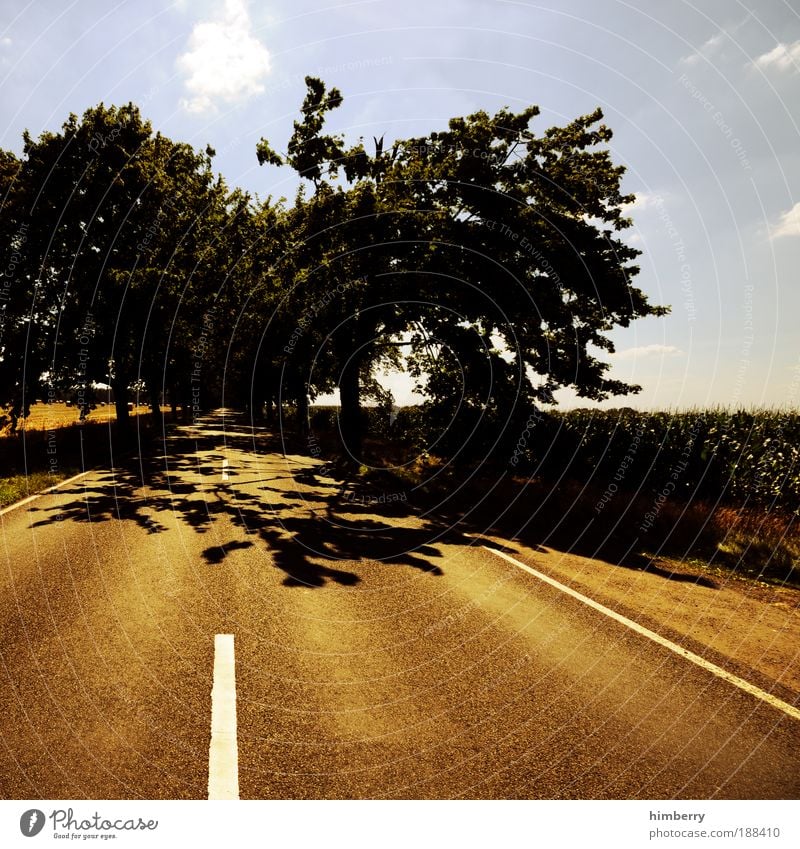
[0,78,667,462]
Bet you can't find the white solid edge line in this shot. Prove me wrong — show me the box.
[209,634,240,800]
[221,458,229,482]
[483,545,800,723]
[0,469,93,517]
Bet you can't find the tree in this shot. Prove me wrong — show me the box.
[1,104,229,432]
[257,79,667,462]
[0,146,44,431]
[210,191,287,419]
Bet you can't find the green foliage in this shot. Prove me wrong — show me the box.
[254,78,667,460]
[392,406,800,512]
[509,408,800,513]
[1,103,243,425]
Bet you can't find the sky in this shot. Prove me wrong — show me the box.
[2,0,799,410]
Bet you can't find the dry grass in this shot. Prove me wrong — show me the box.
[709,505,799,583]
[2,402,152,434]
[0,406,161,485]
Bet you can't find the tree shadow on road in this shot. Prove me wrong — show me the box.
[25,424,462,588]
[25,415,721,591]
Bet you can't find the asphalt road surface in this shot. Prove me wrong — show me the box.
[1,411,798,799]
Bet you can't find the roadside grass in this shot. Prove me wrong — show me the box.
[344,447,800,590]
[706,505,799,585]
[0,470,76,508]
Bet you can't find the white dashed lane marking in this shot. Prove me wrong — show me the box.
[208,634,239,800]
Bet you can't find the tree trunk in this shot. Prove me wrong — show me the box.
[112,377,130,432]
[296,387,309,437]
[148,381,161,426]
[339,356,362,462]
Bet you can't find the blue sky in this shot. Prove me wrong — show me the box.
[2,0,799,409]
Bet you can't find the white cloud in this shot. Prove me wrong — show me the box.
[754,40,800,73]
[682,31,725,65]
[177,0,271,114]
[771,202,800,239]
[611,345,683,361]
[680,15,754,66]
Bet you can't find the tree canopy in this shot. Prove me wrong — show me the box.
[256,77,667,460]
[0,81,667,463]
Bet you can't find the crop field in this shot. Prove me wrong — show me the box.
[544,408,800,514]
[381,405,800,514]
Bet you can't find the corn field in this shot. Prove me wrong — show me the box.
[385,406,800,514]
[537,409,800,514]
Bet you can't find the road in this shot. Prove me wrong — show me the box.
[0,411,798,799]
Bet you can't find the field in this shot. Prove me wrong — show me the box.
[0,403,158,500]
[2,401,153,434]
[378,405,800,513]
